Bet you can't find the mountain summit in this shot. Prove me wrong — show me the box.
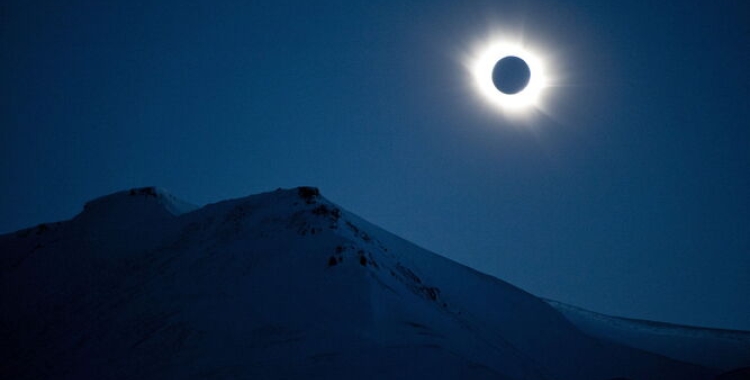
[1,187,747,379]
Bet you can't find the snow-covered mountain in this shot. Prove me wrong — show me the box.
[545,300,750,372]
[1,186,747,379]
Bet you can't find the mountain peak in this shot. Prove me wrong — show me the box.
[296,186,321,203]
[69,187,199,252]
[79,186,197,219]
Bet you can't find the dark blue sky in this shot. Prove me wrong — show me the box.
[2,0,749,330]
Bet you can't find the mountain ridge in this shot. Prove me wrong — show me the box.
[1,186,744,379]
[545,299,750,370]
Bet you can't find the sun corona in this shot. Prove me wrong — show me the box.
[469,39,549,117]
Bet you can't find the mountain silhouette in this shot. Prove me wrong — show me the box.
[2,186,747,379]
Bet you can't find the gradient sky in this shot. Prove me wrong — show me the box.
[2,0,749,330]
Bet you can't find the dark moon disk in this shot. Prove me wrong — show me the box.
[492,56,531,95]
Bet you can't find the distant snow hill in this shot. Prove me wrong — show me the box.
[1,186,748,379]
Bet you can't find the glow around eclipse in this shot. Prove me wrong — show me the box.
[468,39,551,117]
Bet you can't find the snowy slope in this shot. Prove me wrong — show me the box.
[0,186,735,379]
[545,300,750,371]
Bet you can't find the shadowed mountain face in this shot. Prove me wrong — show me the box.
[0,187,741,379]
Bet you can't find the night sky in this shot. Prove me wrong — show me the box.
[2,0,749,330]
